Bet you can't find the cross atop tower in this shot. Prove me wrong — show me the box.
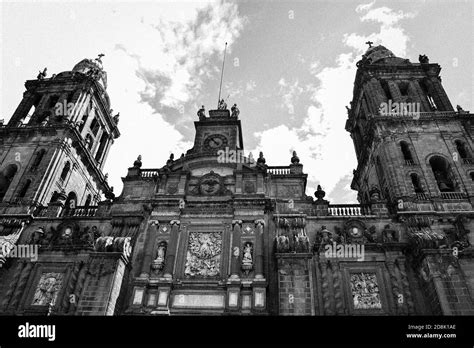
[365,41,374,48]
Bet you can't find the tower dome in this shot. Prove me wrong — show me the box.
[357,44,410,67]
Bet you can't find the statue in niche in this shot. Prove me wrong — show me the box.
[242,243,253,264]
[151,242,167,272]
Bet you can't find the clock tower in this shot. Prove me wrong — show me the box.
[187,107,244,156]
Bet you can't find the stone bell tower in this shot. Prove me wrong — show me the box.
[346,45,474,213]
[0,56,119,213]
[346,44,474,315]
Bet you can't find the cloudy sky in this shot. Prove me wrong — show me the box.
[1,0,472,203]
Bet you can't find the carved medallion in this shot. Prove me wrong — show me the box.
[199,171,223,196]
[185,232,222,278]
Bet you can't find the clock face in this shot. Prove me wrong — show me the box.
[204,134,228,150]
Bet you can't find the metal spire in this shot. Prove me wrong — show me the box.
[217,42,228,108]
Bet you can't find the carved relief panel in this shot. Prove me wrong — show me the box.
[350,272,382,310]
[184,232,223,278]
[32,272,64,306]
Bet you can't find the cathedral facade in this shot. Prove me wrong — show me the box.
[0,46,473,316]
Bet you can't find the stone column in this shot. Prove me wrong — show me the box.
[163,220,180,278]
[254,219,265,279]
[140,221,159,278]
[230,220,242,279]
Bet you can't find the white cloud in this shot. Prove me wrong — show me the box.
[252,4,417,203]
[102,1,247,193]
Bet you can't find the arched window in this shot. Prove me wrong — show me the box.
[95,132,108,162]
[60,161,71,182]
[65,192,77,210]
[470,172,474,182]
[410,173,423,193]
[400,141,414,164]
[31,149,46,171]
[17,179,32,198]
[430,156,456,192]
[0,164,18,202]
[84,194,92,207]
[455,140,471,161]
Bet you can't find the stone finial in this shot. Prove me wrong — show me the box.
[133,155,142,168]
[315,185,326,201]
[291,150,300,164]
[257,151,266,165]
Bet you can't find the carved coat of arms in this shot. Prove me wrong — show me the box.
[185,232,222,277]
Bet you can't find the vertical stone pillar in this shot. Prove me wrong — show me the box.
[163,220,180,278]
[230,220,242,279]
[254,219,265,279]
[140,221,159,278]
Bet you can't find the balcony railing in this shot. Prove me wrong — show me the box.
[267,166,291,175]
[462,158,474,165]
[328,204,372,216]
[141,169,159,178]
[440,192,466,200]
[404,159,416,166]
[62,206,98,217]
[415,192,429,200]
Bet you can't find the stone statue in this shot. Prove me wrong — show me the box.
[133,155,142,168]
[37,68,47,80]
[95,53,105,65]
[197,105,206,120]
[151,242,167,271]
[242,243,253,265]
[257,151,266,165]
[218,99,227,110]
[291,151,300,164]
[231,103,240,118]
[113,112,120,125]
[166,153,174,166]
[419,54,429,64]
[104,173,109,181]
